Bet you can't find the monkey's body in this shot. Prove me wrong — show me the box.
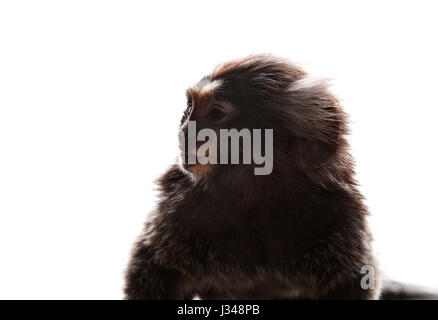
[126,165,378,299]
[125,55,380,299]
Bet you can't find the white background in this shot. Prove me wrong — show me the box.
[0,1,437,299]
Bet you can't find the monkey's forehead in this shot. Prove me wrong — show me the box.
[186,54,306,99]
[187,77,223,98]
[186,55,274,98]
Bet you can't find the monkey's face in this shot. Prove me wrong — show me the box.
[179,78,240,175]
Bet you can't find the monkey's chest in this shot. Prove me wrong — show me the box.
[197,270,304,299]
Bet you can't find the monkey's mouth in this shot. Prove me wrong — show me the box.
[180,158,192,170]
[180,153,196,171]
[180,153,215,174]
[180,152,190,167]
[180,151,210,165]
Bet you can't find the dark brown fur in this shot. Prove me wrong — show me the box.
[124,55,380,299]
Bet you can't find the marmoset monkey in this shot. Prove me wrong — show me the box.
[124,55,426,299]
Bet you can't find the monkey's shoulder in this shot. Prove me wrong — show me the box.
[156,165,193,195]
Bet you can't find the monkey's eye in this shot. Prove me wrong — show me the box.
[184,101,193,117]
[206,105,226,122]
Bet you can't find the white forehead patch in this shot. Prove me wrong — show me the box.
[195,79,223,94]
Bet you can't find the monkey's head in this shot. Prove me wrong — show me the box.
[178,55,351,188]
